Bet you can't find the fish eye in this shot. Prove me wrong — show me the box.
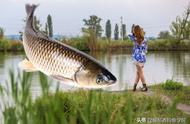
[96,77,102,84]
[96,75,103,84]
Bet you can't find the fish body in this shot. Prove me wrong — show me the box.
[21,4,117,87]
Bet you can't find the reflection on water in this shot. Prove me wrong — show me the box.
[0,51,190,92]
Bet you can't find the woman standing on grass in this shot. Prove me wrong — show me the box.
[128,25,148,92]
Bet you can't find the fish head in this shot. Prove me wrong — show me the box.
[75,62,117,88]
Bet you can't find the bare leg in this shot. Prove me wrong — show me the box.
[135,68,140,84]
[138,65,148,91]
[139,67,146,84]
[133,65,140,91]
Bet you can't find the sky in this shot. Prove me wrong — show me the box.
[0,0,189,37]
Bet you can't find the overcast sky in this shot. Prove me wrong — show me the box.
[0,0,189,37]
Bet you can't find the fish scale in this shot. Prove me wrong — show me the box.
[23,32,84,79]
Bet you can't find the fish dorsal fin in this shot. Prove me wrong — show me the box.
[19,58,38,72]
[51,75,74,83]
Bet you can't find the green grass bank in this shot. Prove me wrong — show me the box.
[0,71,190,124]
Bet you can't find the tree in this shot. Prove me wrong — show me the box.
[120,16,123,41]
[45,23,48,35]
[82,15,103,51]
[158,31,171,39]
[184,21,190,39]
[33,16,42,31]
[121,24,127,40]
[83,15,103,38]
[114,24,119,40]
[47,14,53,37]
[0,27,4,39]
[170,3,190,42]
[105,20,111,41]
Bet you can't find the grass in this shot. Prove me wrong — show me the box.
[62,37,133,51]
[0,71,190,124]
[151,79,190,106]
[97,39,133,52]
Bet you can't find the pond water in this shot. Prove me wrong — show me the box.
[0,51,190,94]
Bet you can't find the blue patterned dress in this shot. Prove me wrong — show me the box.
[128,34,148,65]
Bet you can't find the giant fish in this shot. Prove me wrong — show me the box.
[19,4,117,88]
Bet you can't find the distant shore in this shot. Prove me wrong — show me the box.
[0,38,190,52]
[64,38,190,51]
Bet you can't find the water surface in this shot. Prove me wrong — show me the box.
[0,51,189,93]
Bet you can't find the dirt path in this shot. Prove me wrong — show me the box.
[161,94,190,115]
[134,89,190,115]
[177,103,190,115]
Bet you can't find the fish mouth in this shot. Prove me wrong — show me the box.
[97,78,117,86]
[108,79,117,85]
[104,80,116,86]
[101,69,117,85]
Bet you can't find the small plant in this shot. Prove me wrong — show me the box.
[161,79,183,90]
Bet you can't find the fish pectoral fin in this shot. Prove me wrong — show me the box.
[51,75,74,82]
[18,59,38,72]
[51,75,79,86]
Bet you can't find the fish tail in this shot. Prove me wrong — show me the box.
[25,4,38,16]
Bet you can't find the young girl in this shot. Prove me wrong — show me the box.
[128,25,148,92]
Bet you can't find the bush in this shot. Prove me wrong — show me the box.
[62,37,89,51]
[161,79,183,90]
[61,37,190,52]
[0,39,23,52]
[148,39,190,51]
[9,40,23,51]
[0,38,11,51]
